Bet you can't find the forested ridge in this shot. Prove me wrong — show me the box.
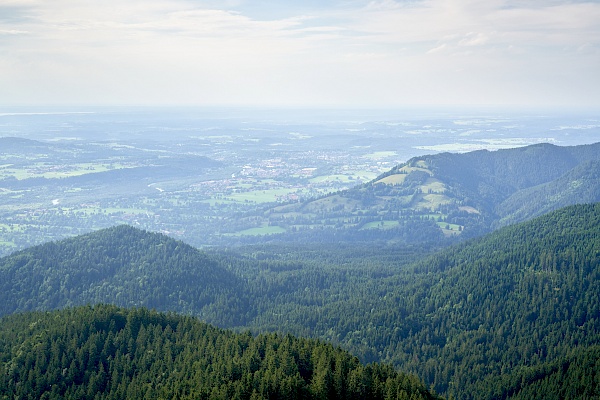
[495,158,600,227]
[0,225,248,326]
[377,202,600,397]
[255,142,600,245]
[411,141,600,216]
[224,203,600,398]
[2,203,600,398]
[0,305,439,400]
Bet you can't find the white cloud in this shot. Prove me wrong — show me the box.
[427,43,447,54]
[0,0,599,107]
[0,29,29,35]
[458,32,488,47]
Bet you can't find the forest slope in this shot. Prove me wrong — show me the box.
[0,305,439,400]
[0,225,247,326]
[402,202,600,397]
[495,159,600,227]
[235,203,600,398]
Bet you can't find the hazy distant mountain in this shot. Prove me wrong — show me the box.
[495,159,600,227]
[252,142,600,244]
[0,137,56,152]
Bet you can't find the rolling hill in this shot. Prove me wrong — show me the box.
[244,142,600,244]
[0,225,247,326]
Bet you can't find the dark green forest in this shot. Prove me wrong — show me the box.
[0,305,439,400]
[0,225,248,326]
[2,203,600,398]
[231,203,600,398]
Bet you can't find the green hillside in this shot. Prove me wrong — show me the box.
[236,203,600,398]
[475,345,600,399]
[245,142,600,244]
[0,305,439,400]
[0,225,246,326]
[384,202,600,398]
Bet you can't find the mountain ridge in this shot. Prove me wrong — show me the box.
[244,142,600,244]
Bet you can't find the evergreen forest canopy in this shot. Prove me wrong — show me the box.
[1,203,600,398]
[0,305,439,400]
[0,225,247,325]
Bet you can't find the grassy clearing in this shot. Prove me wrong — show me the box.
[302,195,359,213]
[421,178,446,193]
[377,174,406,185]
[458,206,480,214]
[361,220,400,230]
[414,194,453,211]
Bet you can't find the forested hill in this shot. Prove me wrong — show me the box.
[232,203,600,399]
[0,225,247,326]
[255,142,600,244]
[0,305,440,400]
[356,202,600,398]
[2,204,600,398]
[416,141,600,224]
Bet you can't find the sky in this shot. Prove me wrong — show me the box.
[1,0,599,109]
